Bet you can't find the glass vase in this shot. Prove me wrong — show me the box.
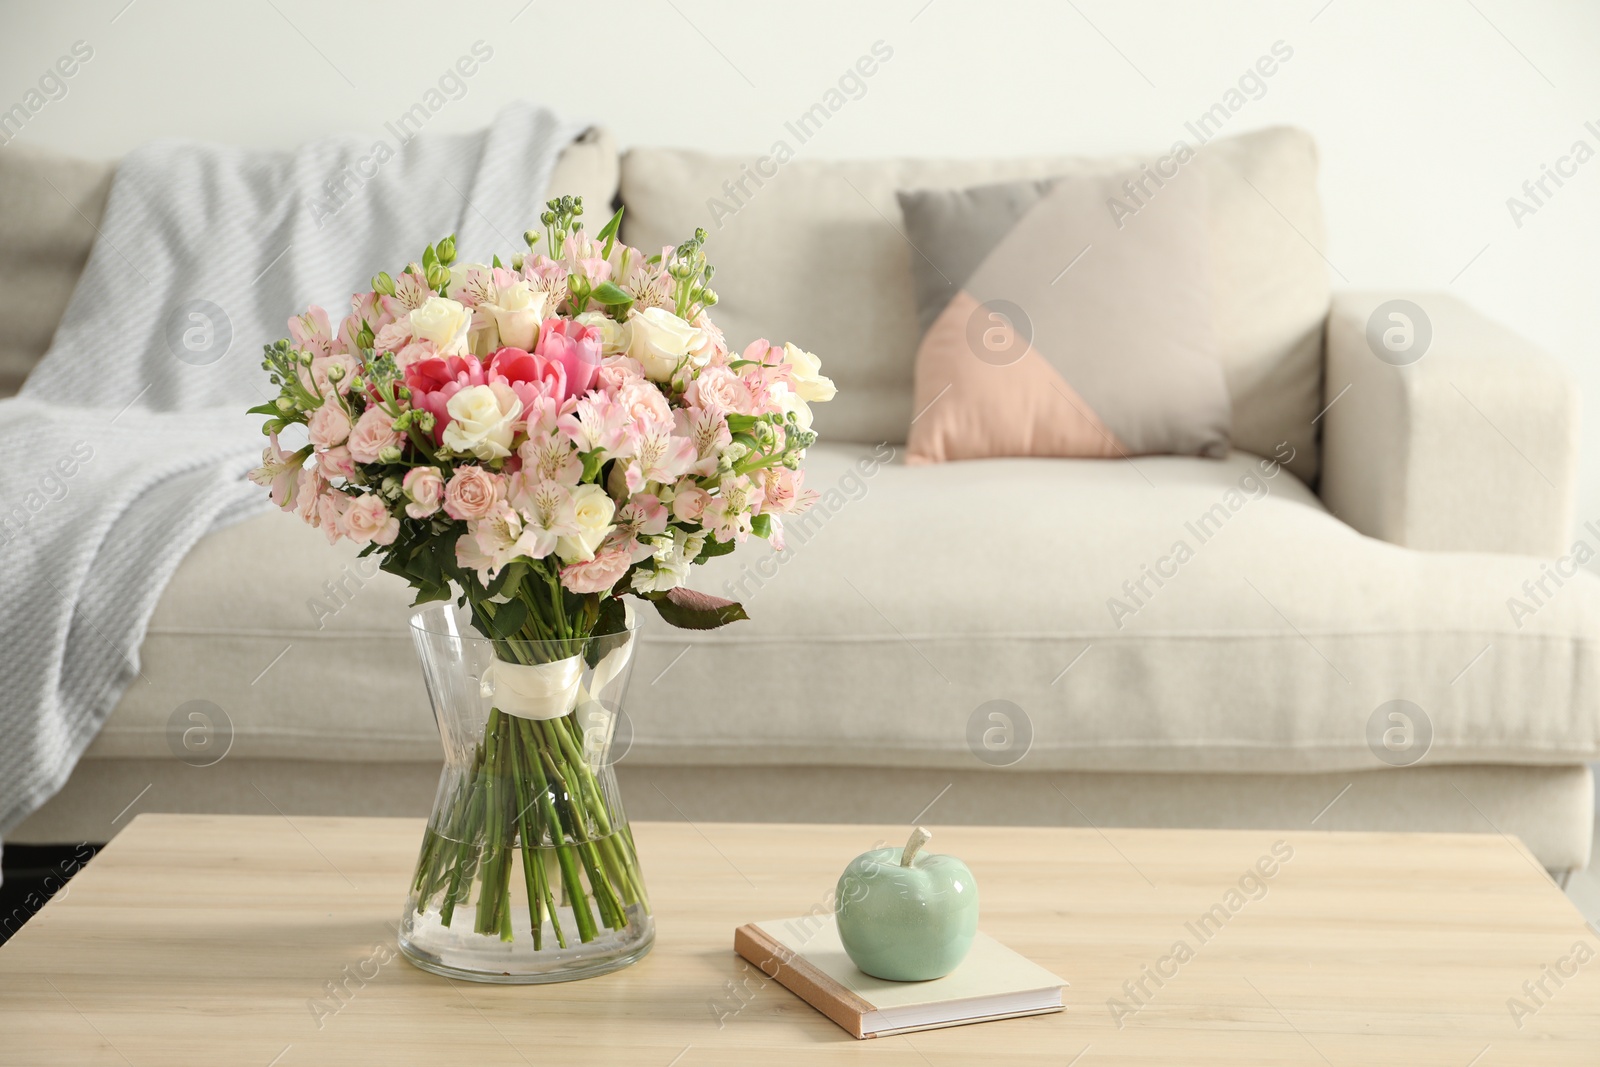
[397,603,653,983]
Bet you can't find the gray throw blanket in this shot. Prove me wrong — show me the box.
[0,102,583,843]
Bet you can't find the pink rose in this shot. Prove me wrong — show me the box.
[404,355,486,444]
[595,357,646,395]
[341,494,399,546]
[307,402,351,448]
[316,492,347,545]
[686,366,753,415]
[373,320,413,355]
[295,467,326,525]
[444,465,502,521]
[671,482,711,523]
[616,379,673,428]
[403,466,445,519]
[348,406,404,464]
[535,318,603,398]
[319,445,356,481]
[559,539,633,594]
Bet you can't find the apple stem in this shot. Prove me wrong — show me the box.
[900,826,932,868]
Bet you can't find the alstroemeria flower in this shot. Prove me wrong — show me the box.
[615,424,699,494]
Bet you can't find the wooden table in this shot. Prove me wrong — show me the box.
[1,814,1596,1065]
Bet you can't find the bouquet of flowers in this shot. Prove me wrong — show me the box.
[249,196,832,952]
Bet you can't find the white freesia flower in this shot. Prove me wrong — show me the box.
[442,383,519,461]
[628,306,703,381]
[772,381,814,432]
[556,483,616,563]
[781,342,837,403]
[631,528,705,593]
[409,296,471,355]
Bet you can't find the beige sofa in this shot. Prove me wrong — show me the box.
[8,127,1597,873]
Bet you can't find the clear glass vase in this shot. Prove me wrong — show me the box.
[398,603,653,983]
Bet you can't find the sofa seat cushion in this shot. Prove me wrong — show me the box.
[90,445,1600,774]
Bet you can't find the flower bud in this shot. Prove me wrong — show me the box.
[435,235,456,265]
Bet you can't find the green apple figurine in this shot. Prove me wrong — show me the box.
[835,827,979,981]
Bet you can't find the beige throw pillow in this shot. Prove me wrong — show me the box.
[898,163,1230,464]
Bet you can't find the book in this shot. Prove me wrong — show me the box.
[733,915,1066,1039]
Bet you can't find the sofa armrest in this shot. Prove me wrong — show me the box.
[1320,292,1578,556]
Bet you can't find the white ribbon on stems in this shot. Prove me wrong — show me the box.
[478,604,636,725]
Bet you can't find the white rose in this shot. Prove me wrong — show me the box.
[409,296,471,355]
[772,382,814,432]
[781,342,837,403]
[577,311,633,357]
[628,306,704,382]
[483,279,548,351]
[556,483,616,562]
[441,382,519,461]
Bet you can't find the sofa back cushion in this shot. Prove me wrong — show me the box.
[619,127,1329,482]
[0,127,620,399]
[0,145,114,398]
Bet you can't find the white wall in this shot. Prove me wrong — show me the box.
[3,0,1598,545]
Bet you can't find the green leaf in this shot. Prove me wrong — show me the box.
[650,587,749,630]
[751,513,773,539]
[724,414,758,432]
[595,595,630,637]
[580,450,606,483]
[589,281,633,306]
[484,596,528,638]
[247,401,283,417]
[693,536,737,564]
[485,559,526,599]
[410,583,452,607]
[595,205,625,253]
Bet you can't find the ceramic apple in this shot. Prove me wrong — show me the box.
[834,827,979,981]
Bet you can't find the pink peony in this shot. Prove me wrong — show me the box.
[535,318,603,398]
[347,406,404,464]
[404,355,486,445]
[307,402,351,448]
[559,539,633,594]
[443,465,502,521]
[342,494,399,546]
[403,466,445,518]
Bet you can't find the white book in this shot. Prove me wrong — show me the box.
[734,915,1066,1039]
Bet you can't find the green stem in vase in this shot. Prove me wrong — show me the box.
[515,716,599,943]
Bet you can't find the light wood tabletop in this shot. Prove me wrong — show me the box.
[1,813,1596,1065]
